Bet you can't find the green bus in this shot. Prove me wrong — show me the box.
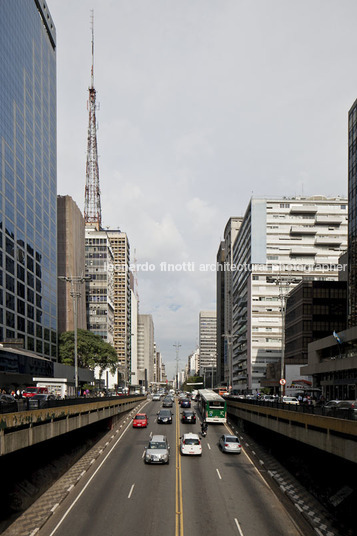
[198,389,227,424]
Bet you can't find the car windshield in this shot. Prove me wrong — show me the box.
[184,438,199,445]
[25,388,37,393]
[225,437,239,443]
[149,442,166,449]
[160,410,170,415]
[135,415,146,420]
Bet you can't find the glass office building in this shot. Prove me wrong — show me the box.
[348,99,357,326]
[0,1,57,359]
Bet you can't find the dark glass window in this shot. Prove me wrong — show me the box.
[27,304,34,319]
[17,316,25,332]
[6,274,14,292]
[6,311,15,328]
[17,281,25,298]
[17,299,25,315]
[27,320,34,335]
[6,256,14,274]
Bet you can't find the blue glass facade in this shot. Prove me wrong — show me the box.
[0,1,57,359]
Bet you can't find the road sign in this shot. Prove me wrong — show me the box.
[279,379,286,385]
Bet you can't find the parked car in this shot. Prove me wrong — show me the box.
[27,394,56,409]
[144,434,170,464]
[335,400,357,420]
[322,400,340,416]
[219,434,242,454]
[157,409,173,424]
[180,433,202,456]
[132,413,148,428]
[180,398,191,408]
[282,396,299,405]
[181,409,196,424]
[162,397,173,408]
[0,394,18,413]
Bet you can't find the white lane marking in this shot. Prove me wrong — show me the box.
[51,504,59,513]
[234,518,244,536]
[47,418,135,536]
[128,484,135,499]
[207,443,211,450]
[216,468,222,480]
[29,530,39,536]
[142,450,145,458]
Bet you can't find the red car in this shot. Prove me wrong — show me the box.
[133,413,148,428]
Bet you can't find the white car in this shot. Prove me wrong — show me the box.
[282,396,299,405]
[180,433,202,456]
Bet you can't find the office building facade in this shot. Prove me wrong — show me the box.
[216,217,242,387]
[85,227,114,345]
[0,1,57,359]
[199,311,217,375]
[106,230,131,384]
[348,99,357,326]
[232,196,347,393]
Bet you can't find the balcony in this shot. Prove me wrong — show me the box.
[314,236,343,246]
[290,226,317,235]
[289,247,317,257]
[315,215,342,226]
[290,206,317,214]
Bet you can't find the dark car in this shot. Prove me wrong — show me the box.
[335,400,357,420]
[180,398,191,408]
[181,409,196,424]
[162,397,173,408]
[157,409,173,424]
[322,400,340,416]
[0,394,18,413]
[28,394,56,409]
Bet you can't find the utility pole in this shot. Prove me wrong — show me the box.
[173,341,181,389]
[58,275,91,394]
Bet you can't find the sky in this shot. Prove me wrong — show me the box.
[50,0,357,379]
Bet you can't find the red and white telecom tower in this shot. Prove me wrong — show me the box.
[84,10,102,231]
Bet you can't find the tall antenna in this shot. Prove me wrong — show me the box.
[84,10,102,230]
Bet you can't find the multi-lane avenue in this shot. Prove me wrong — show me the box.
[37,397,308,536]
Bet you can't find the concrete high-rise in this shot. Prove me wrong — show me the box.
[348,99,357,326]
[0,1,57,359]
[137,314,155,386]
[57,196,87,333]
[232,196,347,393]
[199,311,217,376]
[106,230,131,384]
[216,217,242,388]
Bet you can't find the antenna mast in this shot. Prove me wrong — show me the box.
[84,10,102,230]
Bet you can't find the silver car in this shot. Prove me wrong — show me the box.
[219,434,242,454]
[144,434,170,464]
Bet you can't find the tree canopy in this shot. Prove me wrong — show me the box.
[180,376,204,392]
[58,329,119,374]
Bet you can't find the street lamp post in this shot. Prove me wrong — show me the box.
[58,275,91,395]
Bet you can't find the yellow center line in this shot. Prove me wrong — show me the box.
[175,399,184,536]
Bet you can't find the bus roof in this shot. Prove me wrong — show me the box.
[198,389,225,402]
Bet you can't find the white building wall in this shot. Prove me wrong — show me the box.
[232,196,348,393]
[130,289,138,383]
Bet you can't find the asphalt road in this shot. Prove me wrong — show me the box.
[37,398,305,536]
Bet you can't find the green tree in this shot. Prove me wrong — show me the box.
[181,376,204,392]
[58,329,119,375]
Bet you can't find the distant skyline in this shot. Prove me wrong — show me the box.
[50,0,355,378]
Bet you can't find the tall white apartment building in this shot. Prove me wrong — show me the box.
[199,311,217,375]
[137,314,155,386]
[232,196,348,393]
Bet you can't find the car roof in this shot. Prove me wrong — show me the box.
[135,412,147,416]
[222,434,238,439]
[151,434,167,442]
[182,432,199,439]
